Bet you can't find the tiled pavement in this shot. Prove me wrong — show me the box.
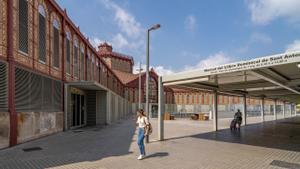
[0,116,300,169]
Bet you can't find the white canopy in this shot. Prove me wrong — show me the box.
[162,51,300,103]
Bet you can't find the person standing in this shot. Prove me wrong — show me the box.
[136,109,149,160]
[234,109,242,130]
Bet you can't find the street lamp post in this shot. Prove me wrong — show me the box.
[136,62,143,109]
[146,24,160,143]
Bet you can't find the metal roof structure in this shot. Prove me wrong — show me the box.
[156,51,300,141]
[162,51,300,103]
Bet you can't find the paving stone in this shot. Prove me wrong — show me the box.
[0,116,299,169]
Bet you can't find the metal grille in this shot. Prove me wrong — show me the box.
[19,0,28,53]
[66,39,70,73]
[0,62,7,111]
[15,67,31,111]
[15,67,62,112]
[80,51,84,80]
[39,14,46,62]
[74,46,78,78]
[53,27,59,68]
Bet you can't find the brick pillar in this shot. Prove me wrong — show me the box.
[61,14,66,131]
[7,0,17,146]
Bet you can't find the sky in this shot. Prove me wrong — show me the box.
[56,0,300,75]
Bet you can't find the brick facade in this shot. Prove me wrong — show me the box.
[2,0,125,96]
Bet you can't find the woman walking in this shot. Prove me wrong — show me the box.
[136,109,149,160]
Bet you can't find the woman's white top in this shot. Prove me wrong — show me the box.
[136,116,149,128]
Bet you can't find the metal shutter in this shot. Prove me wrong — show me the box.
[53,80,62,111]
[30,72,43,111]
[43,76,52,111]
[53,27,59,68]
[39,14,46,62]
[19,0,28,53]
[15,67,31,111]
[0,62,7,111]
[15,67,63,112]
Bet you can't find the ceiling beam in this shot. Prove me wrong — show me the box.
[249,70,300,95]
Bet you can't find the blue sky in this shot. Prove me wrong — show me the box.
[56,0,300,75]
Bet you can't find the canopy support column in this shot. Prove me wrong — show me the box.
[274,100,277,120]
[213,91,218,131]
[158,76,164,141]
[290,104,293,117]
[261,98,265,122]
[283,102,286,118]
[242,95,247,126]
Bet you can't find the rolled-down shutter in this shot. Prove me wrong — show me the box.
[0,62,7,111]
[15,67,62,112]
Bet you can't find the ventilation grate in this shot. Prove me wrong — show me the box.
[15,67,62,112]
[270,160,300,169]
[0,62,7,111]
[23,147,42,152]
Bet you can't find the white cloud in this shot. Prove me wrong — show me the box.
[132,52,233,76]
[97,0,146,60]
[285,40,300,52]
[184,15,197,31]
[154,66,175,76]
[184,52,233,71]
[250,32,272,44]
[89,37,104,49]
[100,0,143,39]
[133,64,175,76]
[112,33,129,49]
[247,0,300,25]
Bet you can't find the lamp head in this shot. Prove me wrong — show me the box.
[149,24,161,31]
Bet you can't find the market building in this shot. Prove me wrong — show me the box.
[0,0,134,149]
[0,0,297,150]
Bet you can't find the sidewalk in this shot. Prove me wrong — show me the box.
[0,116,300,169]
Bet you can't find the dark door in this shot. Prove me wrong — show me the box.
[72,93,85,128]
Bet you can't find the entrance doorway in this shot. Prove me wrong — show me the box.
[71,93,85,128]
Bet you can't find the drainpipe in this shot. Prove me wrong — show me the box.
[7,0,17,146]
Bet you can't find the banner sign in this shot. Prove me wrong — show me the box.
[204,52,300,75]
[163,52,300,83]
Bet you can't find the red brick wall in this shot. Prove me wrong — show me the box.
[5,0,125,97]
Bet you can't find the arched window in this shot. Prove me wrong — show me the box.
[66,31,71,74]
[91,54,95,81]
[96,58,99,82]
[53,19,60,68]
[19,0,28,54]
[87,51,90,80]
[38,5,46,62]
[80,46,85,80]
[74,38,78,78]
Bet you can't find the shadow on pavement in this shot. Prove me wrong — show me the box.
[144,152,169,159]
[0,117,138,169]
[163,117,300,152]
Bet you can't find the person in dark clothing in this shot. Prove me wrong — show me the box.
[234,109,242,130]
